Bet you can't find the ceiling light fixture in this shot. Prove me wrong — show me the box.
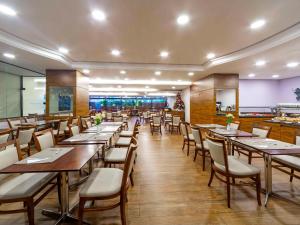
[272,74,279,78]
[172,86,176,89]
[160,51,169,58]
[89,78,191,86]
[286,62,299,68]
[206,53,216,59]
[255,60,266,66]
[250,19,266,29]
[91,9,106,21]
[248,73,256,78]
[120,70,126,74]
[177,14,190,25]
[3,53,15,59]
[89,92,138,96]
[34,78,46,83]
[124,78,129,81]
[155,71,161,76]
[111,49,121,56]
[148,92,177,97]
[58,47,69,54]
[188,72,194,76]
[82,69,90,74]
[0,4,17,16]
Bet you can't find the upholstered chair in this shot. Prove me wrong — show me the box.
[191,127,210,170]
[180,122,195,156]
[16,126,35,156]
[33,128,55,151]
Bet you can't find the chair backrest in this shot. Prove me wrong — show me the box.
[0,139,22,180]
[121,144,137,193]
[7,118,21,129]
[172,116,180,125]
[71,117,79,125]
[33,128,55,151]
[153,116,161,125]
[70,125,80,136]
[58,120,68,134]
[113,116,123,122]
[106,112,112,120]
[180,122,188,137]
[296,130,300,146]
[252,124,271,138]
[143,112,148,118]
[0,129,11,146]
[206,135,228,171]
[229,121,240,130]
[25,117,37,123]
[191,127,204,148]
[16,126,35,145]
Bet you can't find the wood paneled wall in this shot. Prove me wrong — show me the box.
[190,73,239,124]
[46,70,89,116]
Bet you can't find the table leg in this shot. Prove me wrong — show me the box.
[42,172,90,224]
[264,154,272,206]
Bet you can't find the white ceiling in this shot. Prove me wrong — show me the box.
[0,0,299,93]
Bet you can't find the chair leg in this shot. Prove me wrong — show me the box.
[248,152,252,164]
[120,194,127,225]
[202,150,206,171]
[187,142,190,156]
[256,174,262,206]
[290,169,294,182]
[226,177,231,208]
[57,174,62,208]
[182,140,185,151]
[208,168,215,187]
[193,148,198,161]
[130,172,134,186]
[78,199,85,225]
[26,199,34,225]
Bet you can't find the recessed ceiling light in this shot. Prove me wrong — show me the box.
[286,62,299,68]
[177,14,190,26]
[188,72,194,76]
[160,51,169,58]
[145,86,149,89]
[0,4,17,16]
[111,49,121,56]
[206,53,216,59]
[172,86,176,89]
[117,85,122,88]
[177,80,182,82]
[124,78,129,81]
[255,60,266,66]
[3,53,15,59]
[248,73,256,78]
[151,78,156,81]
[155,71,161,76]
[82,69,90,74]
[250,19,266,29]
[272,74,279,78]
[58,47,69,54]
[91,9,106,21]
[120,70,126,74]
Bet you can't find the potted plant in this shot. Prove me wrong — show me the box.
[95,113,103,133]
[225,113,234,130]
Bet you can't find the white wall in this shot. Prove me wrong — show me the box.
[182,87,190,122]
[167,96,176,109]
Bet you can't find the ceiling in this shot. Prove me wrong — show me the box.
[0,0,299,94]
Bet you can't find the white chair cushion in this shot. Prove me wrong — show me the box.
[80,168,123,197]
[105,148,128,162]
[184,134,195,141]
[273,155,300,170]
[214,156,260,176]
[20,143,29,149]
[37,132,54,150]
[119,131,134,137]
[196,140,209,150]
[0,172,56,200]
[252,128,269,138]
[115,137,131,146]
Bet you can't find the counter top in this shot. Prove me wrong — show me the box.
[264,120,300,128]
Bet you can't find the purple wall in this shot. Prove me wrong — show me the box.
[239,76,300,106]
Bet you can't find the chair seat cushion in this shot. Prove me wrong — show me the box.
[105,148,128,162]
[20,143,29,149]
[273,155,300,170]
[196,140,209,150]
[184,134,195,141]
[214,156,260,176]
[115,137,131,146]
[119,131,133,137]
[0,172,56,200]
[80,168,123,197]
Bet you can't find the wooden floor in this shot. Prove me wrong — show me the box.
[1,119,300,225]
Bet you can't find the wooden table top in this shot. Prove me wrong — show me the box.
[83,125,120,133]
[59,133,113,145]
[231,137,300,155]
[195,124,225,129]
[209,128,256,138]
[0,145,100,173]
[15,120,60,127]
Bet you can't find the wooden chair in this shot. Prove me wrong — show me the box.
[52,119,68,142]
[168,116,181,134]
[0,129,11,147]
[272,129,300,182]
[191,126,210,171]
[64,117,79,137]
[7,117,22,137]
[119,120,139,138]
[0,139,61,225]
[78,144,136,225]
[33,128,55,151]
[206,135,261,208]
[16,126,35,156]
[180,122,195,156]
[150,116,162,135]
[233,124,271,164]
[69,125,80,136]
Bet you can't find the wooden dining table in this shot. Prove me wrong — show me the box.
[0,144,100,224]
[15,119,60,127]
[230,137,300,206]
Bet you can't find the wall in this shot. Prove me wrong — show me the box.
[278,76,300,103]
[167,96,176,109]
[182,87,190,122]
[0,72,20,118]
